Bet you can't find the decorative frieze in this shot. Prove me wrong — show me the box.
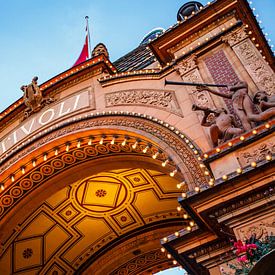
[175,55,197,76]
[105,89,182,115]
[231,39,275,95]
[236,138,275,166]
[222,25,248,47]
[237,215,275,240]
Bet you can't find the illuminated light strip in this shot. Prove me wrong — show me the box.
[179,155,273,200]
[201,121,274,159]
[0,56,116,120]
[248,1,274,53]
[0,112,200,187]
[0,133,180,187]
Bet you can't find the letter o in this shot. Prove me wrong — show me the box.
[38,109,55,125]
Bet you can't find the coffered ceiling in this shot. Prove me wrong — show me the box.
[0,168,185,274]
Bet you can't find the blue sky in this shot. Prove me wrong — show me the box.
[0,1,274,114]
[0,1,273,274]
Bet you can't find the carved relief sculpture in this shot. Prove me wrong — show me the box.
[174,55,216,110]
[197,81,256,131]
[105,89,182,115]
[248,90,275,122]
[222,25,248,47]
[92,43,109,59]
[21,76,54,118]
[192,104,243,147]
[225,31,275,95]
[237,139,275,166]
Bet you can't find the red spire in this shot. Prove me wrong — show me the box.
[72,17,91,67]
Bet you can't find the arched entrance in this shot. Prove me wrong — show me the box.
[0,113,208,274]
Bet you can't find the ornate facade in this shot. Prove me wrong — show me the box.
[0,0,274,274]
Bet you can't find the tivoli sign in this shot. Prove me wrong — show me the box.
[0,90,89,156]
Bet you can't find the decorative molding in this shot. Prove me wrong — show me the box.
[0,168,183,274]
[211,185,275,219]
[174,55,198,76]
[236,139,275,166]
[0,69,100,133]
[179,66,215,110]
[222,25,248,47]
[0,116,207,221]
[188,240,230,259]
[236,215,275,240]
[169,12,236,55]
[105,89,182,116]
[232,39,275,95]
[110,249,169,275]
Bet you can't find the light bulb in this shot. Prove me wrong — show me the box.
[111,137,116,145]
[162,159,169,167]
[77,140,81,148]
[121,138,127,146]
[170,169,177,177]
[236,168,242,174]
[132,141,138,149]
[152,151,159,159]
[142,146,149,153]
[43,154,47,161]
[88,138,93,146]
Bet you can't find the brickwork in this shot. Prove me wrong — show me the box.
[204,49,242,126]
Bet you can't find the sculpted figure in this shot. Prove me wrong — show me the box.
[247,91,275,122]
[21,76,54,118]
[192,104,243,147]
[197,81,255,131]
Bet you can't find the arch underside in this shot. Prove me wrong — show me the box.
[0,115,206,274]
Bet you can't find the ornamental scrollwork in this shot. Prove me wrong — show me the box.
[105,89,182,115]
[237,140,275,166]
[233,40,275,95]
[222,25,248,47]
[174,54,197,76]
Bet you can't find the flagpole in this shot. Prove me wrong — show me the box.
[85,16,92,59]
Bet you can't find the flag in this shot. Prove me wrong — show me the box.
[73,17,91,67]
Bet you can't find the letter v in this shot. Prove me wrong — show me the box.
[20,119,35,135]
